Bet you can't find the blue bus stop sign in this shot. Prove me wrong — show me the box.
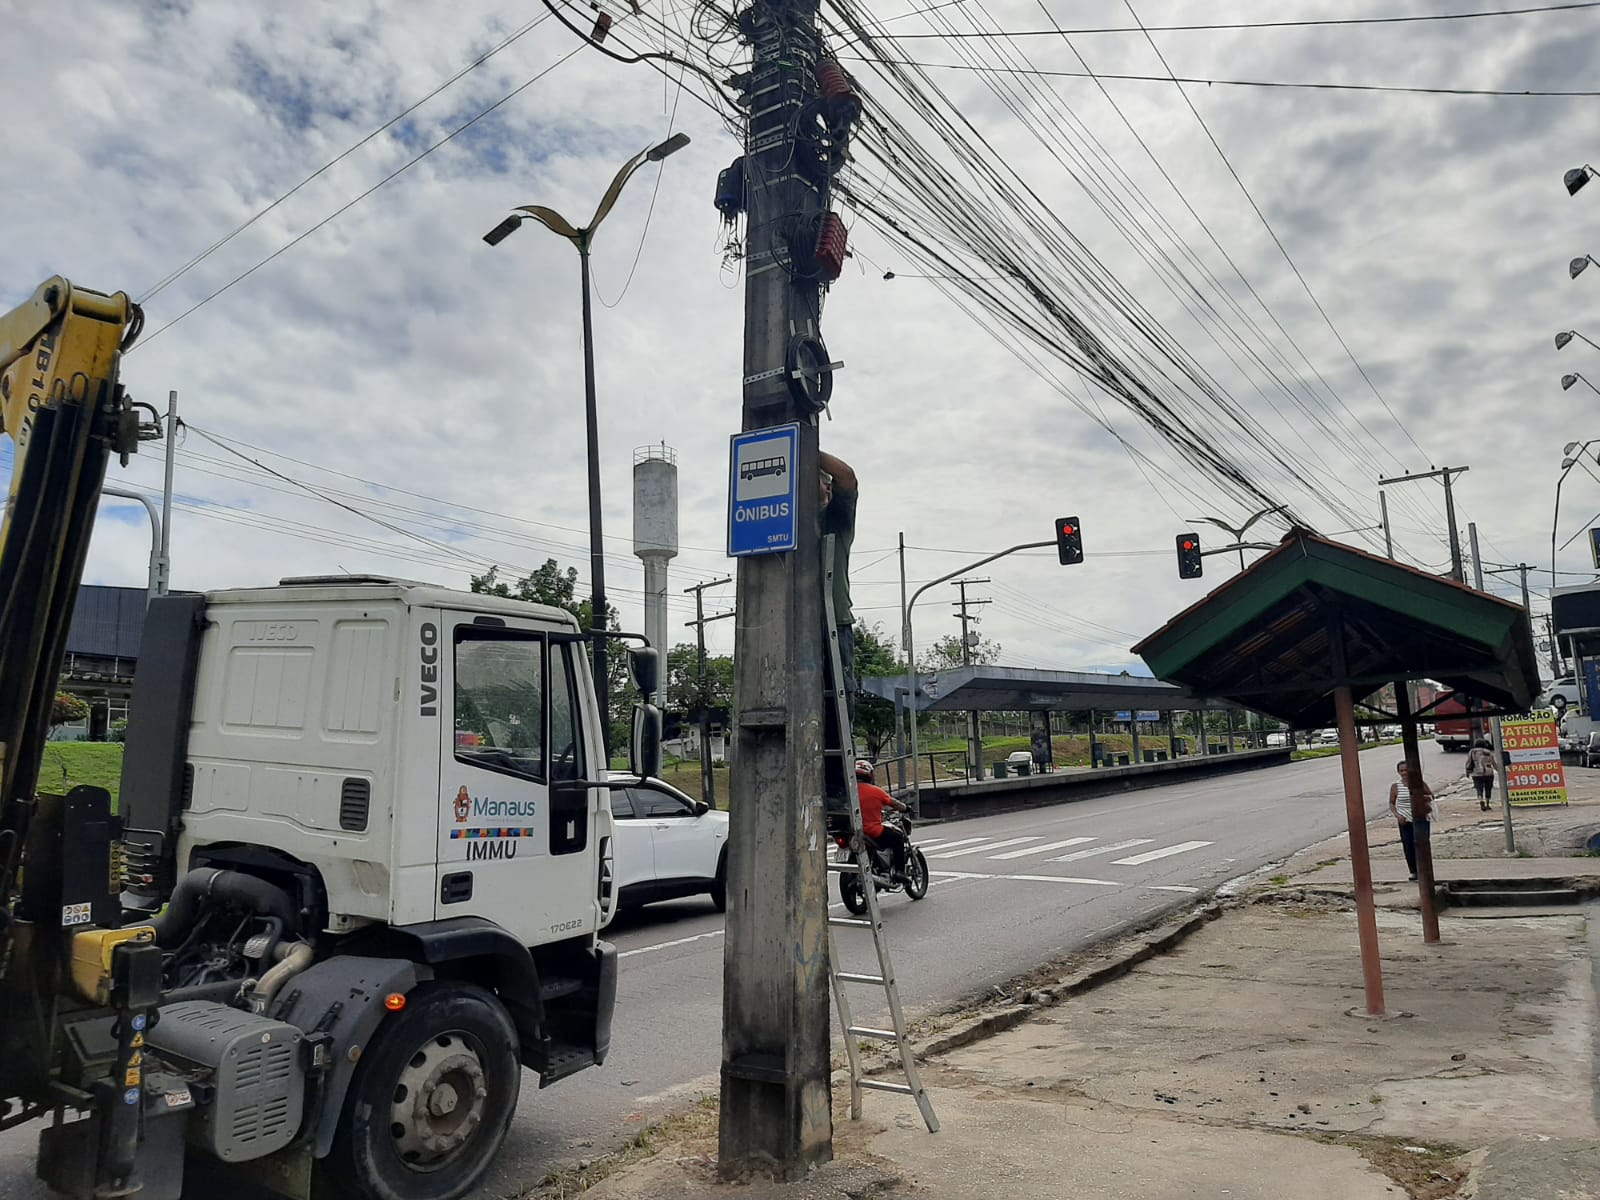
[728,424,800,557]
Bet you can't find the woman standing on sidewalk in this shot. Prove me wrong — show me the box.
[1464,739,1498,811]
[1389,760,1435,882]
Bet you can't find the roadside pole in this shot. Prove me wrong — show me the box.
[952,578,990,779]
[1395,683,1442,944]
[158,390,176,595]
[1331,618,1386,1015]
[1378,466,1469,582]
[720,0,834,1176]
[1470,527,1517,854]
[685,578,733,808]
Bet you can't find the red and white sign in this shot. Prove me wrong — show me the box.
[1500,708,1568,807]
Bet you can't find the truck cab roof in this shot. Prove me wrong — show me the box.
[203,575,583,628]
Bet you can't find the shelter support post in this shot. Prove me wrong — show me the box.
[1334,684,1386,1016]
[1394,684,1441,944]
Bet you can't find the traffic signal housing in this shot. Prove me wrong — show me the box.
[1177,532,1203,579]
[1056,516,1083,565]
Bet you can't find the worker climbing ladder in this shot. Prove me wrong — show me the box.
[821,534,939,1132]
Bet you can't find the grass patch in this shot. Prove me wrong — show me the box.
[516,1095,718,1197]
[1310,1133,1466,1199]
[1269,874,1290,885]
[39,743,124,809]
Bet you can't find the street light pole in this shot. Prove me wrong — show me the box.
[1189,505,1287,573]
[576,237,608,741]
[1551,441,1598,589]
[484,133,690,756]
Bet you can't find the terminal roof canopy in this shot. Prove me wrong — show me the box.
[1131,530,1540,729]
[859,665,1197,713]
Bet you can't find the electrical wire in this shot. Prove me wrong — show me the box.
[884,3,1600,37]
[132,42,587,348]
[137,9,555,304]
[833,58,1600,96]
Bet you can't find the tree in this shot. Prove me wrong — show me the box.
[50,691,88,735]
[664,642,733,717]
[852,621,916,761]
[917,631,1001,673]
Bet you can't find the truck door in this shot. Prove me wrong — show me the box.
[436,619,595,943]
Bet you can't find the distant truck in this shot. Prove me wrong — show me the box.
[1433,696,1487,752]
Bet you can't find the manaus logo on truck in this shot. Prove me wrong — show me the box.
[420,621,439,716]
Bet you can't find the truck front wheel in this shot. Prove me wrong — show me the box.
[322,982,521,1200]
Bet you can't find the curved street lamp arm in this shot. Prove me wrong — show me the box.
[513,204,582,244]
[588,149,654,235]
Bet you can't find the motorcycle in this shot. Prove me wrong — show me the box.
[832,808,929,915]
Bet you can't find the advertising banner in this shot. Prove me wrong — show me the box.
[1499,708,1568,807]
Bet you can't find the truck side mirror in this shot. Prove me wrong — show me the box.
[631,703,663,779]
[629,646,660,699]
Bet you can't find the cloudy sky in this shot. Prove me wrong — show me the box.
[4,0,1596,676]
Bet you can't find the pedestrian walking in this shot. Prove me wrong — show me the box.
[1388,760,1435,882]
[1464,738,1498,811]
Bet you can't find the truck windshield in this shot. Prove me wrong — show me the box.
[454,633,545,781]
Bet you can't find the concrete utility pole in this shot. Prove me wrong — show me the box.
[951,578,991,778]
[1378,466,1469,582]
[685,577,734,808]
[721,0,837,1176]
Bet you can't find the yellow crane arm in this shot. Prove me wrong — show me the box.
[0,277,141,904]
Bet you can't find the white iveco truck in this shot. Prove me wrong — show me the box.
[12,574,659,1200]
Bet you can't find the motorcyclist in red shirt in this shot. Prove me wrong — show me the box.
[855,759,910,878]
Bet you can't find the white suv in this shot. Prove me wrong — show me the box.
[608,776,730,911]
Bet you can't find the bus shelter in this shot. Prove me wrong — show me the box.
[1132,530,1539,1015]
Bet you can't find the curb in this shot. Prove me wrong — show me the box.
[913,903,1223,1059]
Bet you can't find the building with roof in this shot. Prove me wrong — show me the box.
[55,585,147,740]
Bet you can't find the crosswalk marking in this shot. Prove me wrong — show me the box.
[1146,884,1201,893]
[1112,840,1213,865]
[915,836,990,854]
[987,837,1096,860]
[932,836,1043,859]
[1051,838,1151,863]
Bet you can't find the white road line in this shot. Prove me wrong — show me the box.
[1005,874,1120,887]
[928,870,989,880]
[988,837,1095,860]
[915,836,990,854]
[1146,884,1202,894]
[932,836,1042,859]
[619,930,724,959]
[1051,838,1151,862]
[1112,840,1213,865]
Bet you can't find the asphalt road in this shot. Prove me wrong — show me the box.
[0,748,1405,1198]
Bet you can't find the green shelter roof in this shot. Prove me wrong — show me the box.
[1131,529,1540,728]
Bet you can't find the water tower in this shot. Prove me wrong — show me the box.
[633,443,679,659]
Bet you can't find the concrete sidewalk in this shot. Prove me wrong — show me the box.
[516,771,1600,1200]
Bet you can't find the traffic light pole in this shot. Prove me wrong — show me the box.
[902,540,1052,810]
[720,0,834,1177]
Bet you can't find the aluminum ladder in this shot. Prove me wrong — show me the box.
[821,534,938,1132]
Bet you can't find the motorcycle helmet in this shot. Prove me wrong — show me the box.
[854,758,875,780]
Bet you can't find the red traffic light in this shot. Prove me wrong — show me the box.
[1055,515,1083,565]
[1182,539,1194,551]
